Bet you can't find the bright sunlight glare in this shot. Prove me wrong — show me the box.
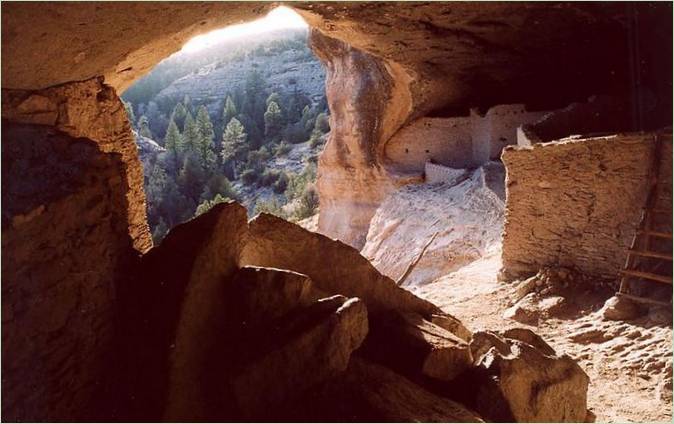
[181,6,308,53]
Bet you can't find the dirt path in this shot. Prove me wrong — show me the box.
[411,246,673,423]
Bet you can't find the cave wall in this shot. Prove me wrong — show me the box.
[501,132,672,281]
[1,79,151,420]
[1,124,132,420]
[1,2,672,418]
[518,96,632,146]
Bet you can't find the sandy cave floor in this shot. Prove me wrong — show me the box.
[410,244,673,423]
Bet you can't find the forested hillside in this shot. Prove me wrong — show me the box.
[122,28,328,243]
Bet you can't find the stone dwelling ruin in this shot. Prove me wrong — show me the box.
[2,2,672,422]
[385,103,551,172]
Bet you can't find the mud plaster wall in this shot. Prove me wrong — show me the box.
[385,105,549,173]
[501,132,672,281]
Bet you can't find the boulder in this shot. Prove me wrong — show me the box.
[466,330,590,422]
[362,310,472,382]
[232,295,368,420]
[600,295,644,321]
[242,212,443,319]
[503,292,540,325]
[514,275,538,301]
[500,328,557,356]
[298,357,485,422]
[431,313,473,342]
[229,266,321,323]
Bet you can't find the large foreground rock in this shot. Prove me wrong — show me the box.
[362,310,473,383]
[122,202,470,420]
[54,200,585,423]
[242,211,443,319]
[232,295,368,420]
[456,329,590,422]
[293,357,485,422]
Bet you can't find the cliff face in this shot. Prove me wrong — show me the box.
[362,164,505,287]
[154,42,325,112]
[310,31,412,247]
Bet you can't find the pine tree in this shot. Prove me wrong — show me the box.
[194,194,230,217]
[171,102,188,130]
[178,152,206,201]
[264,101,283,141]
[163,119,184,170]
[200,174,238,202]
[182,111,198,152]
[266,92,281,108]
[222,96,237,128]
[221,117,248,179]
[301,105,316,133]
[195,105,217,173]
[237,113,263,150]
[183,94,194,115]
[244,69,268,129]
[152,217,169,244]
[314,112,330,133]
[164,119,183,154]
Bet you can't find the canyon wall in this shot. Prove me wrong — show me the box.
[501,132,672,281]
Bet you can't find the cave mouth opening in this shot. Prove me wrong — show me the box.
[121,6,329,244]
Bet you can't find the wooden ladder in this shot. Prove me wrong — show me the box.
[617,134,673,307]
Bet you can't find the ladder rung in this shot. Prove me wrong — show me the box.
[617,292,672,308]
[627,250,673,260]
[637,230,673,239]
[619,269,672,284]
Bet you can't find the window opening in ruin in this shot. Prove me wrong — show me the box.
[121,7,329,244]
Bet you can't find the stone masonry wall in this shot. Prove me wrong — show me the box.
[385,117,474,171]
[424,162,468,185]
[501,132,671,281]
[385,104,551,173]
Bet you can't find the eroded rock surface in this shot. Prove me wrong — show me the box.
[1,123,134,421]
[2,78,151,421]
[457,330,590,422]
[363,166,504,286]
[301,357,486,423]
